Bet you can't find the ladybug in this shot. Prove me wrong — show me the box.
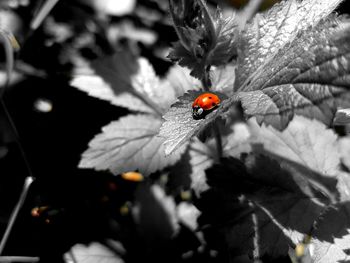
[192,92,221,119]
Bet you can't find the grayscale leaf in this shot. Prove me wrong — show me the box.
[159,90,228,155]
[64,242,124,263]
[189,138,215,196]
[249,116,350,201]
[234,17,350,129]
[235,0,344,88]
[71,53,174,114]
[334,108,350,126]
[79,114,185,175]
[311,203,350,263]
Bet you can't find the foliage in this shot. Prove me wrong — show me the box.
[2,0,350,262]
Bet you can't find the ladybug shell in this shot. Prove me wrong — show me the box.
[192,93,221,111]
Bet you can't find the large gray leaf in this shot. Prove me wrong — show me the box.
[235,17,350,129]
[71,53,174,115]
[79,114,185,175]
[235,0,343,88]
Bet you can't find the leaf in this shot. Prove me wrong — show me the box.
[235,0,344,88]
[223,122,251,158]
[159,90,228,155]
[249,116,350,201]
[249,116,339,175]
[64,242,124,263]
[165,65,202,96]
[161,17,350,153]
[311,203,350,263]
[133,184,179,245]
[201,156,331,257]
[189,138,215,196]
[168,0,237,79]
[334,108,350,126]
[210,63,236,96]
[79,114,185,175]
[233,17,350,129]
[71,53,175,115]
[88,0,136,16]
[177,202,200,231]
[339,137,350,171]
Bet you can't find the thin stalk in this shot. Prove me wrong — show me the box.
[0,256,39,262]
[0,177,35,255]
[201,65,211,91]
[30,0,60,31]
[213,125,223,160]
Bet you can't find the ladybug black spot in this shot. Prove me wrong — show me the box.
[212,102,216,106]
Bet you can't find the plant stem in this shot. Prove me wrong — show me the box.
[0,256,39,262]
[213,125,223,160]
[30,0,60,31]
[0,177,35,255]
[201,65,211,91]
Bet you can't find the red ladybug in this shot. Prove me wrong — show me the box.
[192,93,221,119]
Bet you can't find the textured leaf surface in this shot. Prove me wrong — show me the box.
[71,53,175,114]
[80,115,184,175]
[312,203,350,263]
[334,108,350,126]
[202,157,328,257]
[234,18,350,129]
[159,90,228,155]
[168,0,237,79]
[249,116,350,201]
[235,0,343,88]
[161,17,350,152]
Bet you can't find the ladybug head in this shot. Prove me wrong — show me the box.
[192,105,204,119]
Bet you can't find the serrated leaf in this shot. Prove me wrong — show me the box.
[201,156,330,257]
[79,114,185,175]
[159,90,228,155]
[249,116,350,201]
[168,0,237,79]
[189,138,215,196]
[162,17,350,152]
[223,122,251,158]
[311,203,350,263]
[235,0,344,88]
[64,242,124,263]
[334,108,350,126]
[233,17,350,129]
[249,116,339,175]
[71,53,174,114]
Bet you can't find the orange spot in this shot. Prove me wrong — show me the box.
[31,206,49,217]
[31,207,40,217]
[121,172,144,182]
